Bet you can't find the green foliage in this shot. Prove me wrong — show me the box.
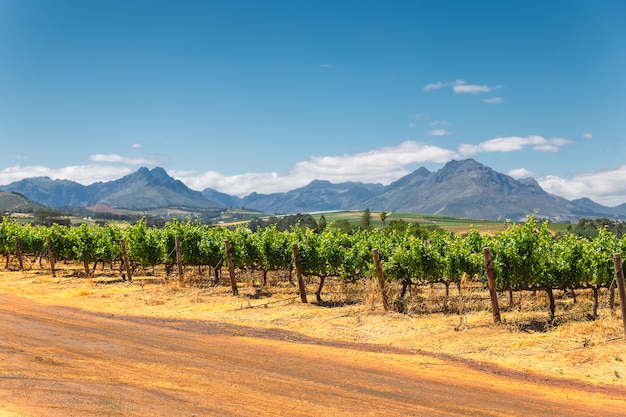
[384,220,429,239]
[568,217,626,238]
[33,209,70,226]
[71,224,100,263]
[254,226,293,272]
[489,217,552,289]
[330,219,353,234]
[442,227,483,283]
[230,227,262,269]
[124,219,165,268]
[0,217,19,255]
[249,213,318,232]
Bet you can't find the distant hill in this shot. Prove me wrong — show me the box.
[0,191,46,213]
[3,160,626,221]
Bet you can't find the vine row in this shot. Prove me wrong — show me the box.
[1,216,624,315]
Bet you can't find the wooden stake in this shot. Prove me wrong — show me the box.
[291,244,307,303]
[224,240,238,296]
[175,236,184,286]
[483,247,501,323]
[372,248,389,311]
[612,253,626,340]
[15,236,23,271]
[120,239,132,283]
[46,236,55,277]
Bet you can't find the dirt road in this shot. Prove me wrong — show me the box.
[1,294,625,416]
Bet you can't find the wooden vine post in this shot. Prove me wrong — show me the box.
[15,236,23,271]
[175,236,184,286]
[612,253,626,339]
[372,248,389,311]
[291,244,308,303]
[120,239,133,283]
[46,236,55,277]
[224,240,239,296]
[483,247,501,323]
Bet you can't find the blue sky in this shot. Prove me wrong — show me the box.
[1,0,626,205]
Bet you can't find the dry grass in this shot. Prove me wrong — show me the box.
[1,261,626,387]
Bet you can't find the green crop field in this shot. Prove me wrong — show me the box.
[312,210,512,234]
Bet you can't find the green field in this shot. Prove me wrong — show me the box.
[311,210,509,234]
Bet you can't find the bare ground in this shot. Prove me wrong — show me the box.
[1,266,626,416]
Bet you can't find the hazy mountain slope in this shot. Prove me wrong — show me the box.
[201,188,242,208]
[0,191,46,213]
[0,177,92,208]
[3,161,626,221]
[0,167,220,210]
[240,180,385,214]
[379,159,580,220]
[569,198,620,218]
[362,167,431,210]
[92,167,219,210]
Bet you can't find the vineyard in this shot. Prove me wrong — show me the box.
[1,215,625,327]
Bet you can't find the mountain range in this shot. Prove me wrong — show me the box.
[2,159,625,221]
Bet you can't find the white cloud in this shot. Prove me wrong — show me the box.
[452,80,492,94]
[508,168,534,178]
[0,165,132,185]
[131,143,142,148]
[582,132,593,139]
[9,136,622,205]
[423,81,446,91]
[429,120,449,126]
[483,97,503,104]
[539,166,626,206]
[176,171,286,196]
[319,63,332,68]
[428,129,452,136]
[424,79,500,94]
[169,169,198,177]
[459,135,573,156]
[176,141,458,196]
[90,154,156,165]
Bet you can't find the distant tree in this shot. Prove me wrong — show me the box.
[569,217,626,238]
[379,211,389,226]
[33,208,68,226]
[138,216,167,229]
[275,213,317,231]
[248,213,319,232]
[316,215,327,232]
[332,219,353,234]
[248,218,264,232]
[384,219,430,239]
[360,208,371,230]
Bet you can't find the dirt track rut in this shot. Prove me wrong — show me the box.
[1,294,625,416]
